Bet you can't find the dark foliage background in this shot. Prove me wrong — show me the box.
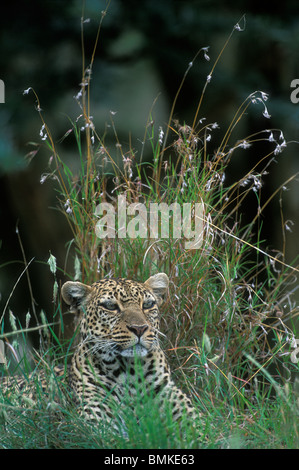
[0,0,298,329]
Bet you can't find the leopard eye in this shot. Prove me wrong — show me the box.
[101,300,118,311]
[143,299,156,309]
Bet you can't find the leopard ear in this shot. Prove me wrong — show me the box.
[144,273,169,306]
[61,281,92,312]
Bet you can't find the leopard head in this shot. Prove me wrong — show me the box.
[61,273,169,358]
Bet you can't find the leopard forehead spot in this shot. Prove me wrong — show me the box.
[90,279,150,303]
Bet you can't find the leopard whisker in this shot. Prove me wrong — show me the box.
[82,335,118,356]
[155,328,166,339]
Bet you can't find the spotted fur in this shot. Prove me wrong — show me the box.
[62,273,197,430]
[1,273,198,433]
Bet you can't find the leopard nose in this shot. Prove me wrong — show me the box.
[127,324,148,338]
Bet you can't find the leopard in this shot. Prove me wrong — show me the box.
[1,273,199,435]
[61,272,198,432]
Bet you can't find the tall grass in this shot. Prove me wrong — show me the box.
[1,9,298,448]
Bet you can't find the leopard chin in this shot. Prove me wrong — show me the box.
[120,345,148,357]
